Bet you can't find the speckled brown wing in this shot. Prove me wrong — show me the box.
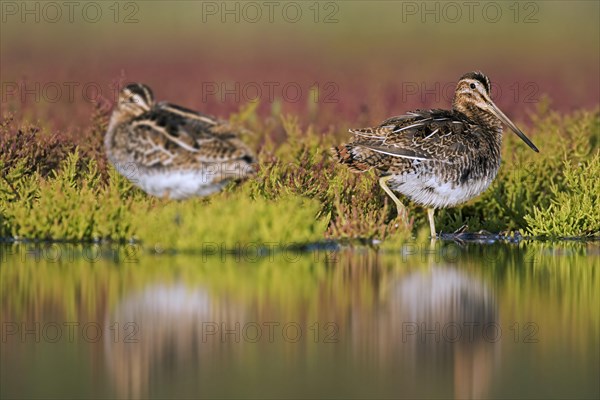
[179,119,255,164]
[335,110,477,174]
[126,105,255,170]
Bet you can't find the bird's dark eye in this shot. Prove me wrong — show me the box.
[470,83,476,89]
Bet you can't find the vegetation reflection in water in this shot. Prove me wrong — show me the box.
[1,241,598,399]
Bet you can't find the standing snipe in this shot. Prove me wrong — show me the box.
[105,83,256,199]
[333,71,539,238]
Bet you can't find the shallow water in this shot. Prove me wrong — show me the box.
[1,240,598,399]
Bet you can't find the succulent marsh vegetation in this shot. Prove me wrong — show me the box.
[0,102,598,247]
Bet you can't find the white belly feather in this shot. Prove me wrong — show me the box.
[390,174,494,209]
[139,170,227,199]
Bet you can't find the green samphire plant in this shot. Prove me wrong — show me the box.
[1,107,598,244]
[525,154,599,237]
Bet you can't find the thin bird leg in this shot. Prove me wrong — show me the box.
[379,176,408,224]
[427,208,437,239]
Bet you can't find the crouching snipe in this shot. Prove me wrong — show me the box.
[105,83,256,199]
[333,71,539,238]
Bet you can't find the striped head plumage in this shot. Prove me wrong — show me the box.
[117,83,154,117]
[107,83,155,135]
[453,71,538,152]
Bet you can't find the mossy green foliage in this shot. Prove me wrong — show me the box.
[0,105,598,245]
[1,151,137,240]
[525,154,599,237]
[134,191,327,252]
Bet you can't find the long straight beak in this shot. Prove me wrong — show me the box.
[487,100,539,152]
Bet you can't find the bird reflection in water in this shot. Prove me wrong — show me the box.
[103,283,244,399]
[392,267,498,399]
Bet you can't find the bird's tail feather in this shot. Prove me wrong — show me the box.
[330,144,376,172]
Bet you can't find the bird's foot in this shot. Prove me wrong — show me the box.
[453,224,469,235]
[476,229,493,238]
[499,230,523,242]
